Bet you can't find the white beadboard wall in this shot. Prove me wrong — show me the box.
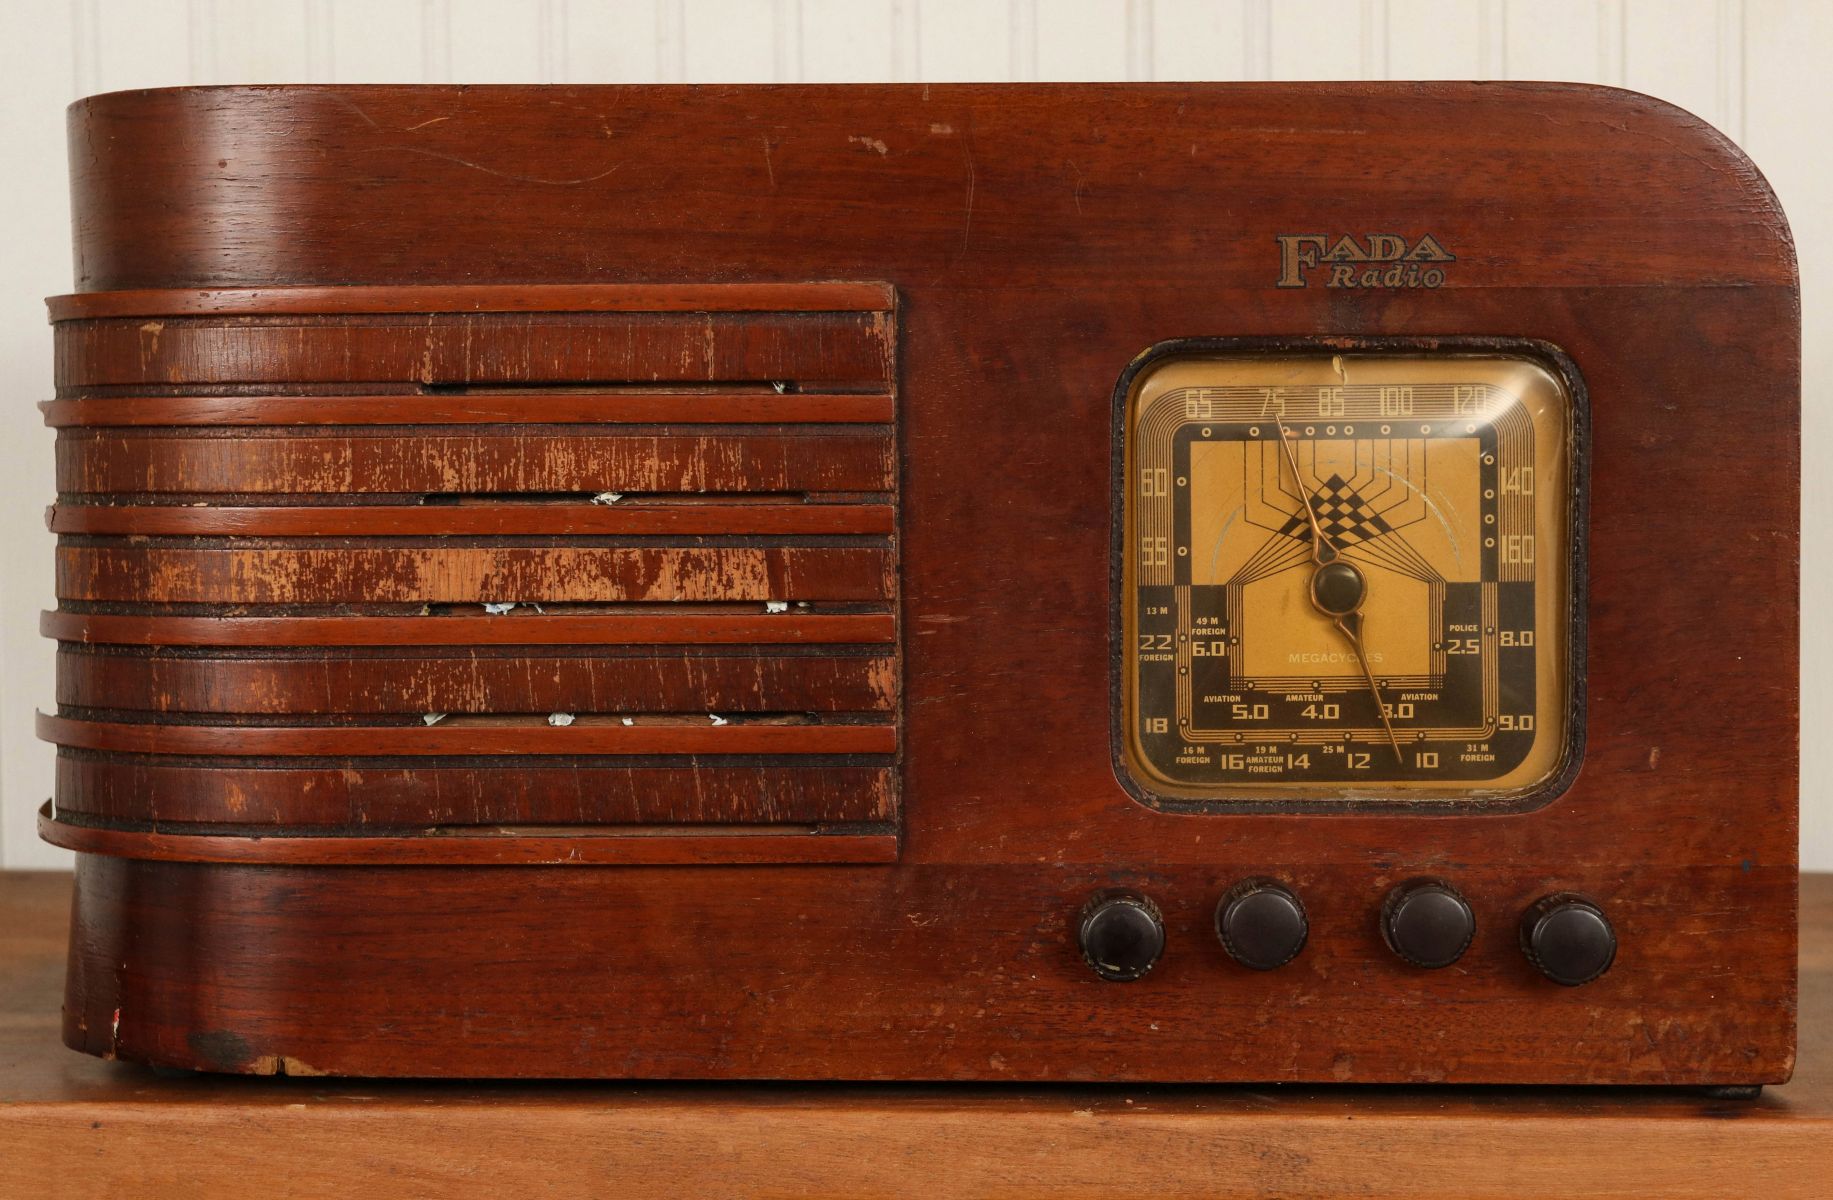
[0,0,1825,869]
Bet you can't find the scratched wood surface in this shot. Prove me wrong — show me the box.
[53,311,896,386]
[56,644,897,714]
[37,83,1797,1083]
[1,871,1829,1200]
[55,754,897,826]
[56,428,898,493]
[44,276,905,869]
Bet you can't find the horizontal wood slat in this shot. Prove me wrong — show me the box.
[57,646,897,715]
[41,392,896,427]
[46,282,897,320]
[57,544,894,604]
[37,808,900,866]
[54,311,895,387]
[52,758,897,826]
[38,713,897,757]
[49,503,895,537]
[56,429,894,494]
[41,610,897,647]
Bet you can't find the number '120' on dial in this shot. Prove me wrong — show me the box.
[1118,349,1580,806]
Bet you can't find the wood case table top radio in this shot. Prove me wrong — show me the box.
[2,871,1830,1198]
[35,82,1799,1086]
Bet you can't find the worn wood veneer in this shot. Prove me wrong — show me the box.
[38,83,1797,1083]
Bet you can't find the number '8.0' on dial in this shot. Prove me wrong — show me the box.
[1117,349,1580,807]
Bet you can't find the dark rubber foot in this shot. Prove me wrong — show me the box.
[1701,1085,1763,1100]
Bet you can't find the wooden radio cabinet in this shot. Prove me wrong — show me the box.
[38,83,1797,1086]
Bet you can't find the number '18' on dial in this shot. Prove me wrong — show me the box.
[1119,350,1579,806]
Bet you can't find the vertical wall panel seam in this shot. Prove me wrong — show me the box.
[560,0,571,84]
[1246,0,1270,81]
[535,0,556,83]
[423,0,436,81]
[795,0,806,83]
[305,0,334,81]
[774,0,787,83]
[892,0,920,82]
[1600,0,1626,87]
[1718,0,1746,143]
[774,0,803,84]
[439,0,453,82]
[188,0,216,85]
[1009,0,1037,82]
[423,0,454,83]
[1499,0,1509,77]
[1478,0,1506,78]
[1736,0,1747,144]
[72,0,98,99]
[561,0,571,82]
[1363,0,1390,79]
[657,0,685,83]
[1126,0,1154,82]
[1617,0,1627,85]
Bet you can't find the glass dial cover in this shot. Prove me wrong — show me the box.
[1116,347,1582,808]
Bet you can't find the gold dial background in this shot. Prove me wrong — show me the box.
[1120,353,1578,802]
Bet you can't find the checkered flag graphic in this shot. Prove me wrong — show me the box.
[1280,474,1394,548]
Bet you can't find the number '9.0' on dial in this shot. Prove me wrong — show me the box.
[1116,347,1581,807]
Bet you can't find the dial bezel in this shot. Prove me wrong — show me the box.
[1108,336,1589,814]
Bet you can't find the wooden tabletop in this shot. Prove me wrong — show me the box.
[2,871,1827,1199]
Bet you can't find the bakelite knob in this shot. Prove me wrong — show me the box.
[1077,889,1165,982]
[1520,893,1617,986]
[1215,878,1309,970]
[1381,878,1475,969]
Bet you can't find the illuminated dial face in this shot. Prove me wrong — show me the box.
[1118,350,1580,806]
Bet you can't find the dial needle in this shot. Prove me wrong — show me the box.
[1334,610,1405,765]
[1275,418,1337,566]
[1275,419,1405,764]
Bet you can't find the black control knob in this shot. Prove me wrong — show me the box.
[1215,878,1308,970]
[1381,878,1475,969]
[1520,893,1617,986]
[1076,889,1165,982]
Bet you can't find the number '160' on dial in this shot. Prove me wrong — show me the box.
[1118,349,1580,806]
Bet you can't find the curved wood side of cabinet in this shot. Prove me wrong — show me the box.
[41,282,904,864]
